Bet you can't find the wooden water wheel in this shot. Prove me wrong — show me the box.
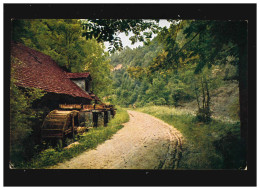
[41,110,78,140]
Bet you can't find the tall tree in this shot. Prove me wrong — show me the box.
[152,20,248,146]
[182,20,248,145]
[13,19,89,71]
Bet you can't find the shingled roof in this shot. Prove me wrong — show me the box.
[11,42,93,100]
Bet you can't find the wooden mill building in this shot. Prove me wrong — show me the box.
[10,42,116,143]
[10,42,100,111]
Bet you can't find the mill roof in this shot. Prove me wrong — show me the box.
[11,42,93,100]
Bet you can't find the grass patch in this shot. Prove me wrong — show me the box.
[136,106,246,170]
[16,106,129,169]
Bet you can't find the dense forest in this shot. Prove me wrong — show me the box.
[106,20,242,122]
[10,19,247,169]
[108,37,239,110]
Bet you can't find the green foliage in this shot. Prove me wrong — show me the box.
[16,19,82,71]
[81,19,161,53]
[109,38,173,107]
[12,19,166,53]
[12,19,112,98]
[145,76,169,105]
[11,19,36,44]
[228,97,240,121]
[108,23,240,123]
[109,35,229,110]
[16,107,129,169]
[107,107,130,127]
[137,106,246,169]
[146,20,244,120]
[166,71,192,107]
[10,57,46,164]
[79,39,112,96]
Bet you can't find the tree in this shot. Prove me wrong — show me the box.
[82,38,112,96]
[151,20,248,147]
[166,72,187,107]
[144,74,169,106]
[81,19,161,53]
[11,19,112,97]
[14,19,89,72]
[182,20,248,145]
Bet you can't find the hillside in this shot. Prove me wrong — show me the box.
[181,80,239,123]
[107,35,240,124]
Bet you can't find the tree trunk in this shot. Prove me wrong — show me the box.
[238,39,248,149]
[201,77,205,109]
[194,82,200,110]
[205,77,210,108]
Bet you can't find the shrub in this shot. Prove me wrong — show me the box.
[10,57,46,165]
[154,97,167,105]
[196,107,212,123]
[213,131,246,169]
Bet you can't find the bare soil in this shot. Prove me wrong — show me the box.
[49,110,183,169]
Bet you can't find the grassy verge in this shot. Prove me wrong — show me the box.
[16,106,129,169]
[136,106,246,170]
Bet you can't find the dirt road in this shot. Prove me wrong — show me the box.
[50,110,183,169]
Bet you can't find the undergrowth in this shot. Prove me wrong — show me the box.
[136,106,246,170]
[15,107,129,169]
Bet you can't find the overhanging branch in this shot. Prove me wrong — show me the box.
[175,30,203,55]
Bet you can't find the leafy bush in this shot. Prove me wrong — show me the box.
[154,97,167,105]
[213,130,246,169]
[10,57,46,165]
[196,107,212,123]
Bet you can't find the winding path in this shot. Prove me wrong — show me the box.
[50,110,183,169]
